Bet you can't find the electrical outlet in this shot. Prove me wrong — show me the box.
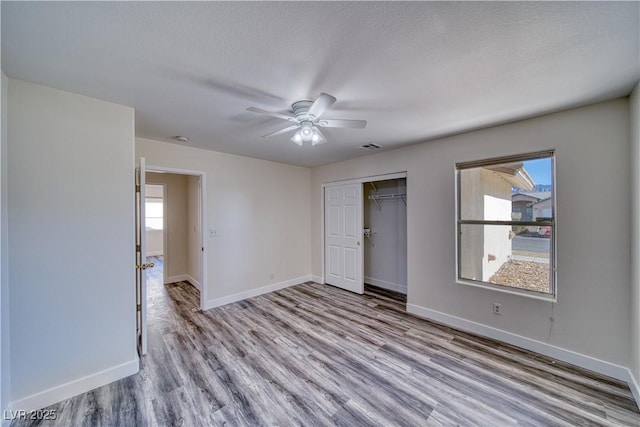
[493,303,502,315]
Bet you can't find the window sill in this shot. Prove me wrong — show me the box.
[456,278,557,302]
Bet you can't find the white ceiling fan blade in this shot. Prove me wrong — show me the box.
[247,107,296,122]
[307,93,337,118]
[317,119,367,129]
[262,125,300,139]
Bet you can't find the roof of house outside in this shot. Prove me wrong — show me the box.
[532,197,552,207]
[512,191,551,201]
[486,162,536,191]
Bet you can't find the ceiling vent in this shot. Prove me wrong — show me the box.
[360,143,381,150]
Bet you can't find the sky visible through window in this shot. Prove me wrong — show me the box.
[523,158,552,186]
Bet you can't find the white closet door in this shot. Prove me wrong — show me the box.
[324,183,364,294]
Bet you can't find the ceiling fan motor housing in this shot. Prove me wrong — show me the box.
[292,100,314,121]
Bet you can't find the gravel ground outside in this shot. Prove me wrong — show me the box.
[512,250,549,260]
[489,259,550,293]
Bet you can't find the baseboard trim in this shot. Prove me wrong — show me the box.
[627,369,640,409]
[203,275,312,310]
[364,276,407,294]
[165,274,189,284]
[166,275,200,291]
[185,274,201,291]
[8,358,139,412]
[311,275,324,284]
[146,250,163,257]
[406,304,630,383]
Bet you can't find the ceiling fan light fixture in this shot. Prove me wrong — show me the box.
[311,126,326,145]
[300,122,314,141]
[292,124,326,146]
[291,130,303,146]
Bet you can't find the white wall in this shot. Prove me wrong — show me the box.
[7,79,137,409]
[630,82,640,398]
[364,179,407,294]
[146,172,188,282]
[146,230,164,256]
[0,71,10,417]
[187,175,201,287]
[137,138,311,308]
[312,98,631,371]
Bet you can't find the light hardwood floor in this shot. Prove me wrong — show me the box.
[13,257,640,426]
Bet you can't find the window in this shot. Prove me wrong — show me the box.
[145,184,164,230]
[456,151,555,298]
[145,197,163,230]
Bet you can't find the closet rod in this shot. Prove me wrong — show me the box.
[368,193,406,200]
[368,193,407,209]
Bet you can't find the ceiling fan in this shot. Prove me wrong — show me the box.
[247,93,367,146]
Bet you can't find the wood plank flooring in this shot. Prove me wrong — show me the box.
[13,257,640,426]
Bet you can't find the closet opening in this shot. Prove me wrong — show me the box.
[363,178,407,306]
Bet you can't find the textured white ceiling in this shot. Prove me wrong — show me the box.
[2,2,639,167]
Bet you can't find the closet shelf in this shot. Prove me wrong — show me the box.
[368,193,407,210]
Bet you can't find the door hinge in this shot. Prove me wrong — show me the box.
[135,185,141,193]
[136,244,141,252]
[136,304,141,312]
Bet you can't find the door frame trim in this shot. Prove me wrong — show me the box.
[320,171,407,287]
[322,172,407,188]
[145,164,208,311]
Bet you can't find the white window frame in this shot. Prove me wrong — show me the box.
[455,150,557,301]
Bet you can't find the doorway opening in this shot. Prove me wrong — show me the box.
[146,172,203,296]
[136,159,207,356]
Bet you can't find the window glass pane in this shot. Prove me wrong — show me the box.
[145,200,163,218]
[145,198,163,230]
[460,157,553,222]
[459,224,552,294]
